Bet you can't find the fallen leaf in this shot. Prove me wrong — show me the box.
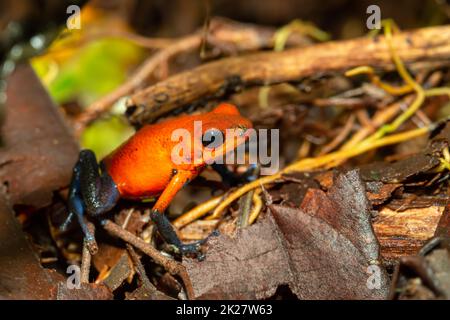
[0,64,79,208]
[0,193,63,299]
[184,170,389,299]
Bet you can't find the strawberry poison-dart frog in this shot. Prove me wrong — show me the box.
[62,103,253,258]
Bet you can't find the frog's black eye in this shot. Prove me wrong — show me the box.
[202,128,223,148]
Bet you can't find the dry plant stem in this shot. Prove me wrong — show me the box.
[367,87,450,144]
[126,244,158,294]
[287,127,428,171]
[414,109,432,126]
[324,99,404,168]
[340,73,445,153]
[355,109,374,129]
[102,219,195,299]
[80,243,91,283]
[248,190,263,225]
[345,66,413,95]
[237,189,254,228]
[313,97,369,108]
[319,114,355,155]
[127,25,450,125]
[80,222,95,284]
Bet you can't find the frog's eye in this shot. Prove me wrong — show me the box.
[202,128,223,148]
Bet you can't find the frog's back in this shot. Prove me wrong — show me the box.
[102,123,176,199]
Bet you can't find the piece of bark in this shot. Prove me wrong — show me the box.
[365,182,402,206]
[127,25,450,125]
[359,155,440,184]
[56,283,113,300]
[102,252,134,292]
[275,167,446,263]
[434,199,450,244]
[0,63,79,207]
[373,206,444,262]
[125,284,173,300]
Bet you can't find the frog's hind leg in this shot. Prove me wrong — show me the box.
[62,149,120,253]
[76,150,120,216]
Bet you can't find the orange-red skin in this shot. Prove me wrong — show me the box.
[102,104,252,199]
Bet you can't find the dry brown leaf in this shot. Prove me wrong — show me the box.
[184,170,389,299]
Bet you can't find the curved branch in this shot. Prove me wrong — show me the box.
[126,25,450,126]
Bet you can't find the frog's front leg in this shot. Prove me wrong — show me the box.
[62,149,120,254]
[150,170,211,259]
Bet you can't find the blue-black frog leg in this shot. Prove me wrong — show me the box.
[61,149,120,254]
[211,163,259,187]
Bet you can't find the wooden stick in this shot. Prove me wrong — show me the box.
[127,25,450,126]
[80,222,95,283]
[102,219,195,299]
[74,17,309,134]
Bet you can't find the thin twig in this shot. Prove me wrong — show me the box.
[355,109,373,129]
[126,244,159,295]
[340,96,413,151]
[248,189,263,225]
[101,219,195,299]
[80,222,95,284]
[312,97,370,108]
[319,113,355,155]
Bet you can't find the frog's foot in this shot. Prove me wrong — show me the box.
[177,242,205,260]
[151,209,219,261]
[176,230,220,261]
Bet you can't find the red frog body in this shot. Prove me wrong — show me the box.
[102,103,252,199]
[65,103,253,257]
